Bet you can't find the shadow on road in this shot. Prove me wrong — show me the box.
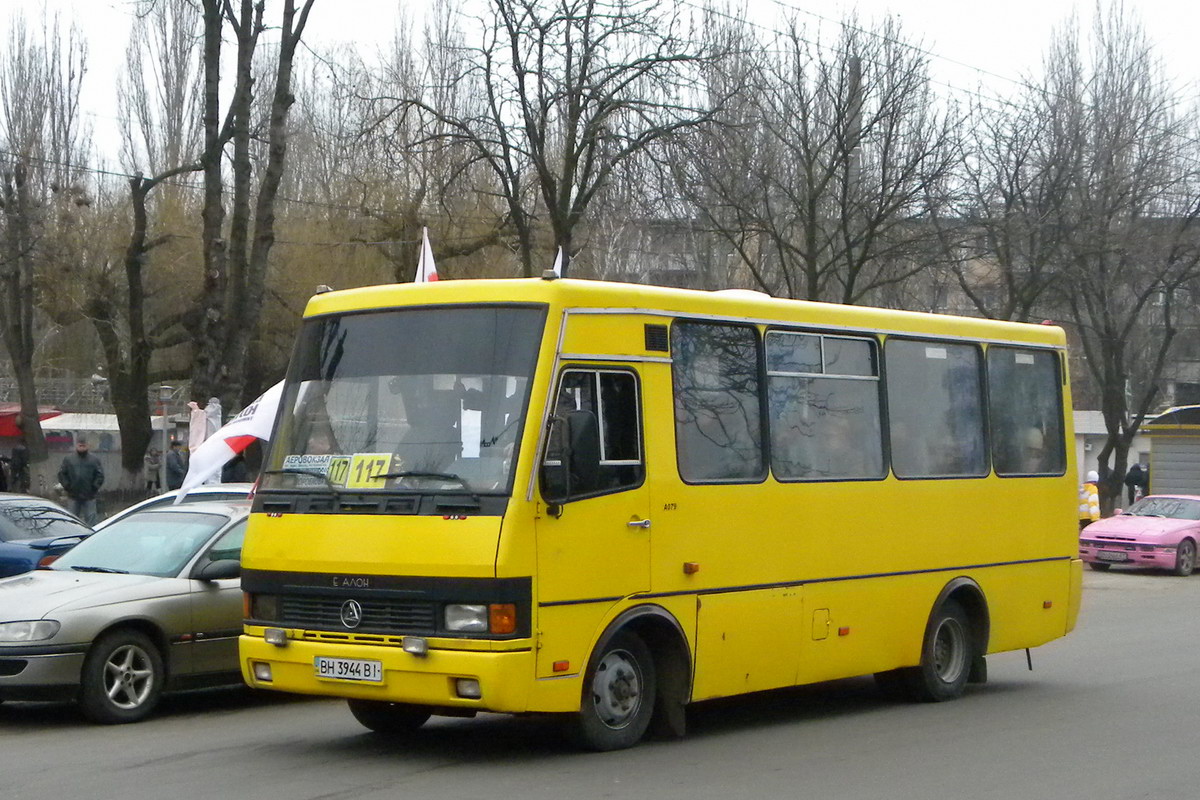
[0,685,310,730]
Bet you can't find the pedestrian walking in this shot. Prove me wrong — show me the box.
[58,437,105,525]
[144,447,163,493]
[1079,470,1100,531]
[165,439,186,490]
[10,442,30,493]
[1124,463,1150,505]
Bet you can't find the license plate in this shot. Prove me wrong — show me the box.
[314,657,384,683]
[1097,550,1128,562]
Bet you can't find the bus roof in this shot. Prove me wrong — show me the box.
[303,278,1066,348]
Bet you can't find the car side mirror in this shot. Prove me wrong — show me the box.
[196,559,241,581]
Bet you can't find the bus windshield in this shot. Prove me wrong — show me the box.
[263,305,545,495]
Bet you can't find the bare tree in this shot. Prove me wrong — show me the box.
[311,6,504,282]
[70,0,212,486]
[388,0,714,276]
[191,0,316,408]
[680,16,958,303]
[0,13,89,485]
[931,90,1076,322]
[1044,7,1200,511]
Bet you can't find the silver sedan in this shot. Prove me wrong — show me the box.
[0,501,249,723]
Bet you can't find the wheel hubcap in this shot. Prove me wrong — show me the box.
[932,619,967,683]
[103,644,154,710]
[592,649,642,729]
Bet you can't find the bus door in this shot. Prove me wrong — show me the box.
[536,367,650,605]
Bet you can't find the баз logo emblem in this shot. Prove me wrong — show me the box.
[340,599,363,629]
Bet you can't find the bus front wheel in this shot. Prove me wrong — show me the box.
[575,630,657,751]
[347,699,431,734]
[906,599,972,702]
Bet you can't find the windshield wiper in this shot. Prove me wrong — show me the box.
[375,471,480,500]
[262,468,339,491]
[375,470,461,482]
[69,566,129,574]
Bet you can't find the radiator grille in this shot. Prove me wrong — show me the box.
[279,596,437,635]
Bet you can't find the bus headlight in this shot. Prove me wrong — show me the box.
[445,604,488,632]
[444,604,517,634]
[0,620,60,642]
[248,594,280,622]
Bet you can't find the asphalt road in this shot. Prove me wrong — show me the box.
[3,568,1199,800]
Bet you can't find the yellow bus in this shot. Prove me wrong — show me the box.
[239,278,1081,750]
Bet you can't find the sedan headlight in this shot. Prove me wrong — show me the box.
[444,604,489,632]
[0,620,61,642]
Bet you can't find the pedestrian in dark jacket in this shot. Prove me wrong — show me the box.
[10,442,29,493]
[221,453,251,483]
[1124,463,1149,505]
[165,440,186,490]
[58,437,105,524]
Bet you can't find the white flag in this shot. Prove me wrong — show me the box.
[550,246,563,277]
[415,227,438,282]
[176,381,285,501]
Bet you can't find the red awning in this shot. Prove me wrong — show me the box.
[0,404,63,438]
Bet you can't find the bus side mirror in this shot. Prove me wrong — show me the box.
[541,415,571,514]
[565,410,601,494]
[539,411,602,516]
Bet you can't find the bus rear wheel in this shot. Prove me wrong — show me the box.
[347,699,431,734]
[575,630,656,751]
[905,599,972,702]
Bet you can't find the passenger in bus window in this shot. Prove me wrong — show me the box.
[1020,426,1048,474]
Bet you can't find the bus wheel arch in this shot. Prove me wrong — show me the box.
[877,578,990,702]
[912,578,990,700]
[577,605,691,749]
[936,577,990,682]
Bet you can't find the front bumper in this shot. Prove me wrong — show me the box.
[240,632,548,713]
[0,644,87,701]
[1079,542,1177,569]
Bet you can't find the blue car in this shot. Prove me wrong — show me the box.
[0,494,93,578]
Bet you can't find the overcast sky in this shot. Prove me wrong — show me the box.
[4,0,1199,161]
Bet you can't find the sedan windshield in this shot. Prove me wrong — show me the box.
[53,512,230,578]
[263,305,545,495]
[0,501,91,542]
[1126,497,1200,520]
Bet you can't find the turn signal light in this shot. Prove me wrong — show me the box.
[489,604,517,635]
[37,555,60,568]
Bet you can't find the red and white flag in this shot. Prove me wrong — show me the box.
[414,227,438,282]
[176,380,284,501]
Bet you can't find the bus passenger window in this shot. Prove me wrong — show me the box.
[885,339,986,479]
[987,347,1065,476]
[766,331,884,481]
[672,321,765,483]
[543,369,644,501]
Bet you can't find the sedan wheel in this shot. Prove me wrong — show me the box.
[1174,539,1196,577]
[80,630,164,724]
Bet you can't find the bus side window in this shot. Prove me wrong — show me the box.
[542,369,644,502]
[672,321,765,483]
[885,339,987,479]
[987,347,1065,476]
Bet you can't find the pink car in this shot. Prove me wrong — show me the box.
[1079,494,1200,576]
